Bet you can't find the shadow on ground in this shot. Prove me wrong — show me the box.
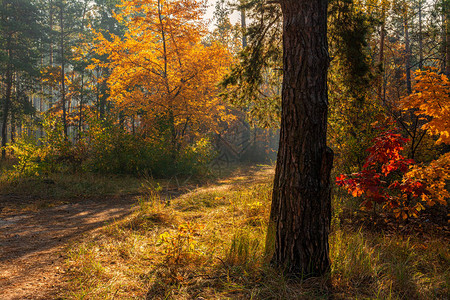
[0,195,137,300]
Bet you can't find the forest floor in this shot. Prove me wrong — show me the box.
[0,165,256,299]
[0,194,139,300]
[0,165,448,299]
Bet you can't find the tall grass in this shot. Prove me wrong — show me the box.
[62,165,449,299]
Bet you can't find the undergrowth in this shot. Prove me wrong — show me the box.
[0,172,142,197]
[63,165,449,299]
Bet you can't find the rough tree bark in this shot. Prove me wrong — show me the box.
[267,0,333,276]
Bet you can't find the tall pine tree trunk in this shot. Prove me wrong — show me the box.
[378,5,386,103]
[49,0,54,110]
[10,110,15,145]
[50,0,53,67]
[418,0,423,69]
[2,38,12,160]
[98,67,109,119]
[405,15,412,94]
[240,0,247,48]
[268,0,333,276]
[446,10,450,75]
[78,73,84,140]
[59,4,68,139]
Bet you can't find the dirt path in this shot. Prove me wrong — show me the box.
[0,196,138,300]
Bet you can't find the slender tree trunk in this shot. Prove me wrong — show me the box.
[442,1,450,74]
[404,6,418,160]
[158,0,177,159]
[10,111,15,144]
[119,111,124,129]
[405,16,412,94]
[446,12,450,75]
[60,4,68,139]
[267,0,333,277]
[418,0,423,69]
[158,0,167,79]
[2,38,12,160]
[168,109,177,159]
[239,0,250,155]
[97,67,106,119]
[49,0,54,109]
[78,1,87,140]
[240,0,247,48]
[378,7,386,103]
[40,46,44,138]
[50,0,53,67]
[78,72,84,140]
[442,8,446,72]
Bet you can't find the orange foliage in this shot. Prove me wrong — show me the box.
[401,68,450,144]
[406,153,450,207]
[90,0,234,142]
[338,69,450,218]
[399,68,450,209]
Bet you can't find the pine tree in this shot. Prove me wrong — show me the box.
[0,0,42,159]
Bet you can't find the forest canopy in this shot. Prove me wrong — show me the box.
[0,0,448,214]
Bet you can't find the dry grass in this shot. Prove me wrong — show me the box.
[62,165,449,299]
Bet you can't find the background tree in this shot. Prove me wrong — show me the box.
[328,0,381,173]
[0,0,41,159]
[89,0,123,119]
[91,0,233,159]
[220,0,282,128]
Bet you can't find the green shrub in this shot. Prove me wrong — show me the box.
[6,117,79,177]
[83,118,216,177]
[6,115,216,178]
